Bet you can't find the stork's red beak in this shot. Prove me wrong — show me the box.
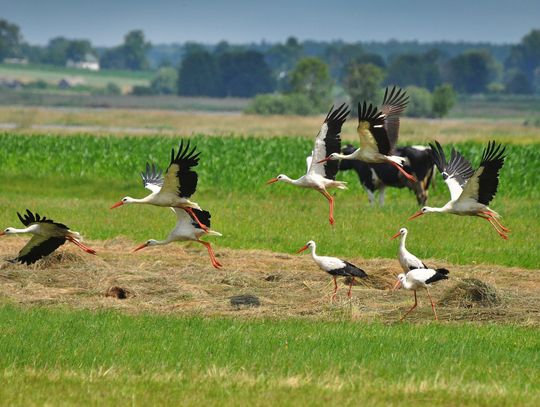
[408,211,424,220]
[110,201,124,209]
[390,231,401,240]
[392,280,402,291]
[295,245,309,254]
[0,231,5,236]
[317,157,331,164]
[266,178,279,185]
[133,242,149,252]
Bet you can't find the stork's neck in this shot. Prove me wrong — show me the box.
[280,175,297,185]
[130,195,154,204]
[399,232,408,252]
[308,244,319,261]
[7,225,39,234]
[336,151,358,161]
[424,206,446,213]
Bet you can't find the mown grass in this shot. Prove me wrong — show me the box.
[0,133,539,268]
[0,306,538,406]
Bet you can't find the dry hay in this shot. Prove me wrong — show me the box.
[439,278,502,308]
[0,239,538,325]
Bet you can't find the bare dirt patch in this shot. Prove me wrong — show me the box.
[0,239,538,324]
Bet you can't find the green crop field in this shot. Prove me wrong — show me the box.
[1,133,539,268]
[0,306,538,406]
[1,130,539,406]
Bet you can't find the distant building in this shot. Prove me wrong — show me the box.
[0,78,23,89]
[66,53,100,71]
[58,77,86,89]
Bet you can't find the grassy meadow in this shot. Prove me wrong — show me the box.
[0,133,539,268]
[0,306,538,406]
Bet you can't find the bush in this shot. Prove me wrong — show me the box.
[404,86,432,118]
[130,85,155,96]
[150,67,177,95]
[431,84,456,118]
[244,93,319,116]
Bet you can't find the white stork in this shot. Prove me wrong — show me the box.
[393,268,449,321]
[296,240,368,301]
[133,207,223,269]
[391,227,428,272]
[318,86,416,182]
[0,209,96,265]
[111,140,209,231]
[408,141,510,239]
[267,104,349,225]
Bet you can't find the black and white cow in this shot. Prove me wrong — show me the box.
[338,144,435,206]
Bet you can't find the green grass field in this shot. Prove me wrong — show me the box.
[0,306,538,406]
[1,133,539,268]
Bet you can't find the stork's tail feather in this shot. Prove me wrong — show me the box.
[334,181,348,190]
[206,230,223,237]
[387,155,407,166]
[436,268,450,276]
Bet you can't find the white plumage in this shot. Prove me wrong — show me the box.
[391,227,427,272]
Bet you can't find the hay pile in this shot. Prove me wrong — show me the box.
[439,278,502,308]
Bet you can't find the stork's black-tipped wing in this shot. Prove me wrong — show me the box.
[429,141,475,201]
[357,101,390,155]
[141,162,164,193]
[189,209,211,229]
[161,140,200,198]
[343,261,368,278]
[17,209,69,230]
[16,236,66,265]
[425,268,450,284]
[459,141,506,206]
[380,86,409,151]
[309,103,350,180]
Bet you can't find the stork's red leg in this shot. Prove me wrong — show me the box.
[347,277,354,298]
[66,237,97,255]
[400,290,418,321]
[331,276,338,302]
[198,240,222,269]
[390,161,417,183]
[321,190,335,226]
[184,207,210,232]
[426,288,438,321]
[481,211,510,232]
[479,215,508,240]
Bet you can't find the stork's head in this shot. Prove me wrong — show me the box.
[408,206,432,220]
[266,174,290,184]
[317,153,340,164]
[391,227,408,240]
[133,239,158,252]
[0,227,15,236]
[393,273,406,290]
[295,240,315,254]
[110,197,135,209]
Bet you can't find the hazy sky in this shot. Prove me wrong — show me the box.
[2,0,539,46]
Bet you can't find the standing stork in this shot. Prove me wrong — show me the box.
[408,141,510,239]
[0,209,96,265]
[133,207,223,269]
[296,240,367,301]
[110,140,209,231]
[267,103,349,225]
[318,86,417,182]
[393,268,449,321]
[390,227,429,272]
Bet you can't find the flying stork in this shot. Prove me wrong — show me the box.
[296,240,368,301]
[133,207,223,269]
[0,209,96,265]
[318,86,417,182]
[408,140,510,239]
[267,103,349,225]
[391,227,429,272]
[111,140,209,231]
[393,268,449,321]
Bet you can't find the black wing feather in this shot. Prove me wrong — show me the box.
[189,209,211,229]
[323,103,349,180]
[381,86,409,151]
[16,237,66,265]
[476,141,506,206]
[141,162,164,188]
[169,140,200,198]
[358,101,390,155]
[425,268,450,284]
[17,209,69,230]
[429,141,474,187]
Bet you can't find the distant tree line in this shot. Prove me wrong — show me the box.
[1,18,539,114]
